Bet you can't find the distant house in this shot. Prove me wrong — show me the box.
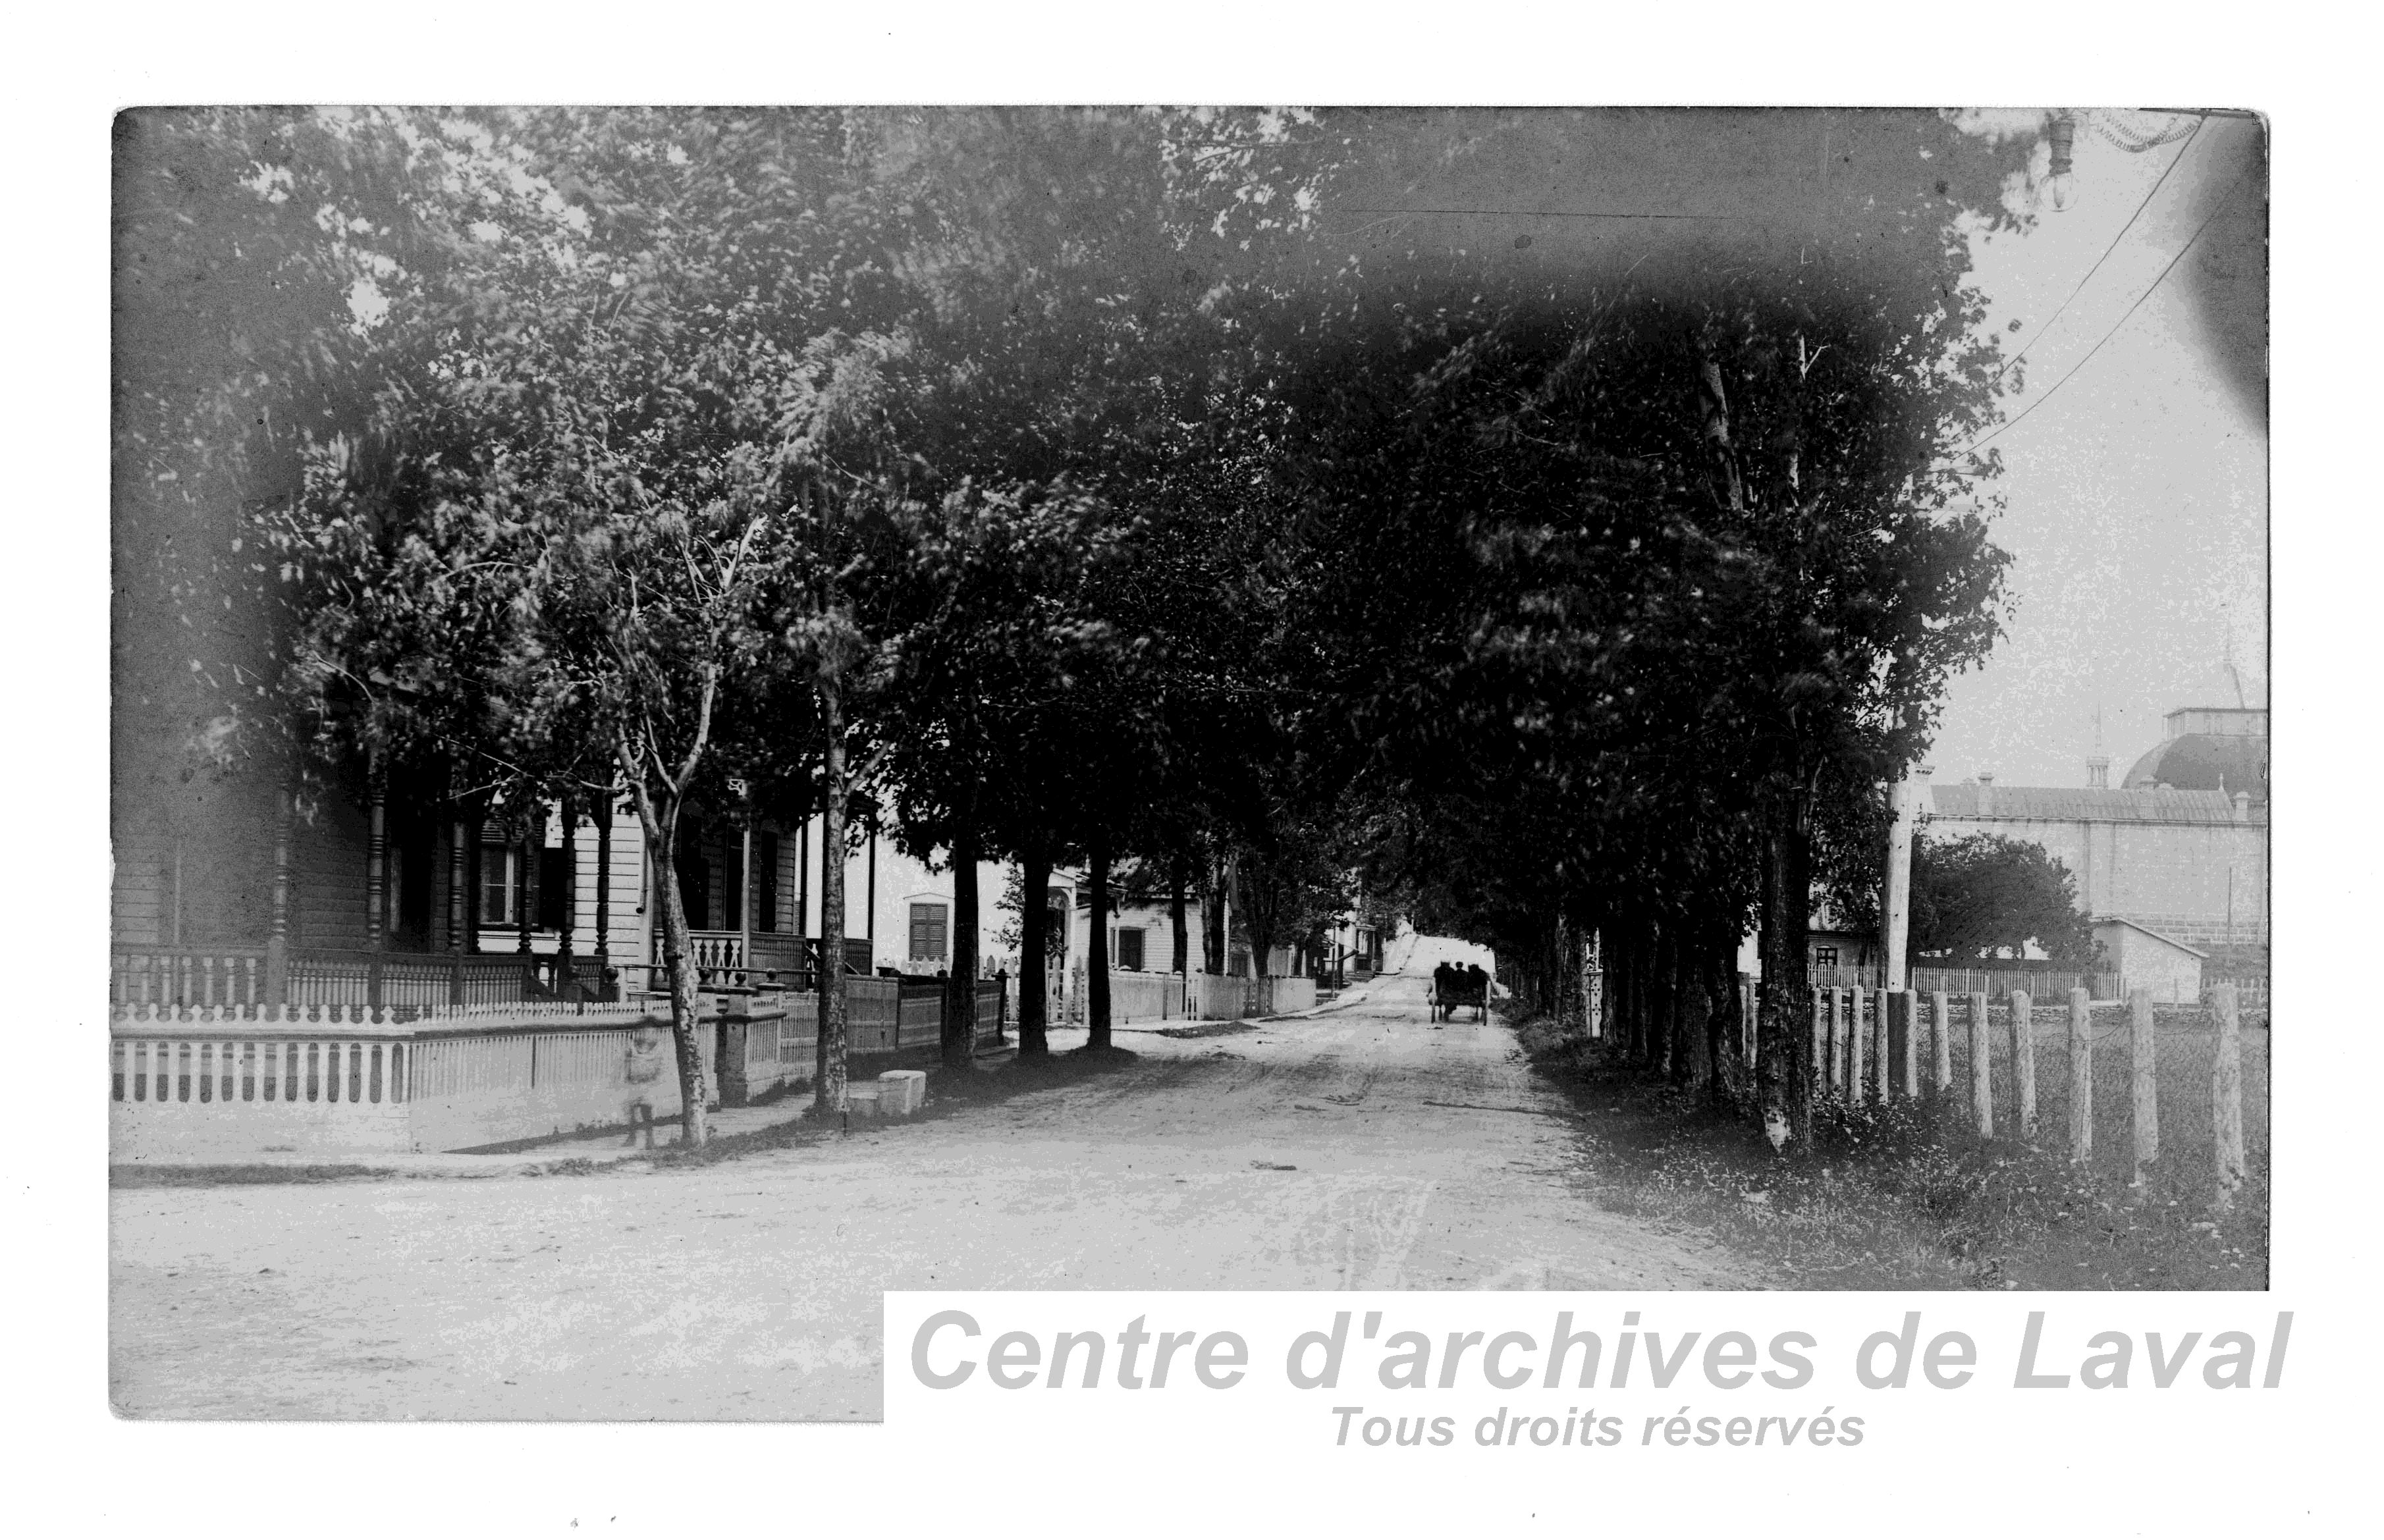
[2091,917,2206,1004]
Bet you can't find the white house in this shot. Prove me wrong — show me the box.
[2090,916,2206,1004]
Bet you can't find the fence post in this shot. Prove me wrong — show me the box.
[2009,990,2037,1138]
[2130,987,2159,1188]
[1809,986,1827,1098]
[1967,990,1992,1137]
[2068,987,2093,1164]
[1932,990,1953,1093]
[1848,986,1868,1103]
[2211,984,2244,1211]
[1883,990,1910,1102]
[1820,988,1841,1096]
[1870,986,1891,1102]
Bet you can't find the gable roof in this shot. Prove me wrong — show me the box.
[1930,784,2254,826]
[2090,915,2209,959]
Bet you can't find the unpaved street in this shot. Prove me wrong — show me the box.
[111,965,1743,1420]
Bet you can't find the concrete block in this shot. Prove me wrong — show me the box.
[878,1069,927,1115]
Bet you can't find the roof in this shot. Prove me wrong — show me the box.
[1930,784,2257,826]
[2125,728,2269,803]
[2090,915,2209,960]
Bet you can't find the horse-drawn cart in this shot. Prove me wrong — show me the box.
[1430,976,1488,1022]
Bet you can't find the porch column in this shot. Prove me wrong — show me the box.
[796,809,810,952]
[366,770,387,1008]
[556,793,577,994]
[365,774,387,951]
[263,783,293,1005]
[593,794,613,980]
[510,805,530,953]
[516,801,535,998]
[448,796,468,1005]
[736,789,753,984]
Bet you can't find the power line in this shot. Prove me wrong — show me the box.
[1343,207,1736,221]
[1950,163,2250,464]
[1991,119,2204,390]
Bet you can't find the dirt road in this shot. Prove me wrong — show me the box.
[110,964,1743,1420]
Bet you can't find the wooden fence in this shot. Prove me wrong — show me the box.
[1810,965,2127,1001]
[1782,981,2260,1209]
[112,977,1009,1163]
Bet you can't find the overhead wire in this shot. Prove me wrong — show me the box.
[1990,119,2204,391]
[1949,160,2252,464]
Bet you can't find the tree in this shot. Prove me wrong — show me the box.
[1260,109,2032,1149]
[271,108,916,1141]
[1904,832,2098,966]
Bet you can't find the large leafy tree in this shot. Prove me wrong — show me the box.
[1833,830,2099,967]
[271,108,921,1138]
[1266,109,2030,1148]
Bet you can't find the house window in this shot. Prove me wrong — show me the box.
[479,845,522,927]
[1812,945,1839,969]
[909,902,949,963]
[1113,926,1145,971]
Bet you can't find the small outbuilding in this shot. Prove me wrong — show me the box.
[2091,916,2207,1003]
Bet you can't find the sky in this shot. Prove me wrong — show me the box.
[1301,107,2269,794]
[1927,111,2267,789]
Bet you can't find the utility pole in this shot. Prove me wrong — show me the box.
[1882,765,1928,992]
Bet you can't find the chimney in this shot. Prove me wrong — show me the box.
[2086,755,2109,790]
[2233,787,2251,820]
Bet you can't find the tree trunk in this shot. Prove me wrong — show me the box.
[1086,825,1112,1049]
[1203,853,1230,974]
[621,777,709,1147]
[1678,937,1711,1088]
[1620,924,1644,1061]
[814,684,850,1119]
[1650,924,1677,1075]
[944,794,980,1070]
[1018,841,1051,1057]
[1756,793,1815,1152]
[1170,856,1189,980]
[1704,927,1735,1105]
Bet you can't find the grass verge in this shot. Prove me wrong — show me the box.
[1512,1014,2269,1290]
[111,1163,401,1187]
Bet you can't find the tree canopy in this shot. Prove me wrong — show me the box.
[121,106,2051,1153]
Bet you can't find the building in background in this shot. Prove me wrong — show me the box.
[1930,705,2268,954]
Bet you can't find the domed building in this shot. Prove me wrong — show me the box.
[1928,705,2268,955]
[2122,706,2269,804]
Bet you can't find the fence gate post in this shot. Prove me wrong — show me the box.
[2068,987,2093,1164]
[1886,990,1916,1100]
[1848,986,1868,1103]
[2009,989,2037,1138]
[1809,987,1826,1098]
[1932,991,1953,1093]
[2129,987,2159,1188]
[1868,986,1890,1102]
[1967,991,1993,1137]
[1823,988,1843,1096]
[2211,984,2245,1211]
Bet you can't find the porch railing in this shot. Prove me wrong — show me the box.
[111,947,269,1008]
[111,945,609,1010]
